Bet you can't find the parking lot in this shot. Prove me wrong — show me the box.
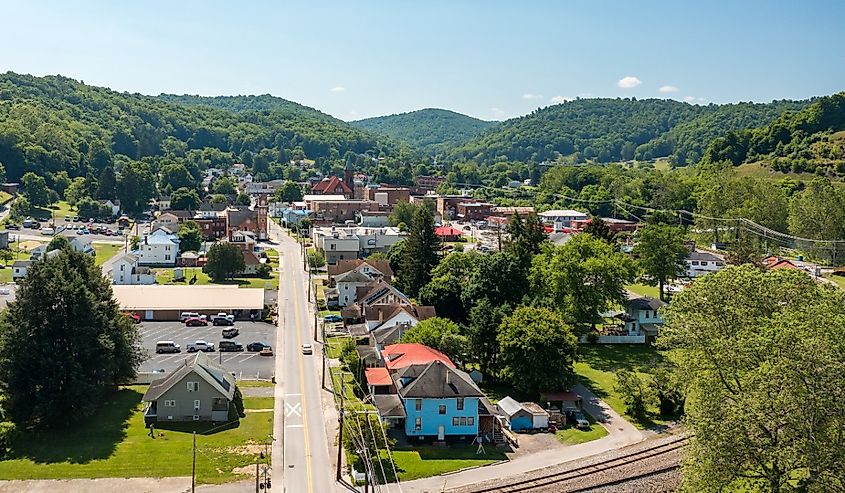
[138,321,277,380]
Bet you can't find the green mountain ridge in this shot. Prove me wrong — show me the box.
[351,108,494,156]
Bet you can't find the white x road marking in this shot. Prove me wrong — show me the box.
[285,402,302,418]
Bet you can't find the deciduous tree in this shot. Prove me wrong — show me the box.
[170,187,201,210]
[178,220,202,252]
[204,242,245,280]
[633,223,688,301]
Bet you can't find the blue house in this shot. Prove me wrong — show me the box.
[395,360,484,441]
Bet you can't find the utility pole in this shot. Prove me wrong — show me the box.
[254,461,259,493]
[336,382,345,481]
[191,431,196,493]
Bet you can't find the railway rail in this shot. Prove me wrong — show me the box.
[467,434,690,493]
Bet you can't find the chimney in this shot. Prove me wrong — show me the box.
[379,309,384,322]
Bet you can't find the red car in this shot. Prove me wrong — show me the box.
[124,312,141,324]
[185,317,208,327]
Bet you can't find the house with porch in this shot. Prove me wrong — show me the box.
[135,228,180,266]
[112,252,156,285]
[685,250,726,278]
[142,353,236,423]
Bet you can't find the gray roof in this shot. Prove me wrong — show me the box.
[396,360,484,399]
[688,251,723,262]
[12,260,32,268]
[227,207,257,228]
[628,296,666,311]
[335,270,374,284]
[373,394,406,418]
[372,324,405,346]
[143,353,235,402]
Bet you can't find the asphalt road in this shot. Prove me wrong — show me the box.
[269,221,334,493]
[138,321,277,380]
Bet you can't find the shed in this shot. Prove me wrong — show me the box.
[497,396,534,432]
[522,402,550,429]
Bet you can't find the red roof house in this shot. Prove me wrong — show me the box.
[381,343,455,370]
[435,226,464,242]
[311,176,353,197]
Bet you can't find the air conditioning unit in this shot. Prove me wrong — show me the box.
[193,415,200,421]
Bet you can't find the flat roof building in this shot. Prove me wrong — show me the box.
[112,285,265,321]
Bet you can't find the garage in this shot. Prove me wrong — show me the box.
[113,285,266,321]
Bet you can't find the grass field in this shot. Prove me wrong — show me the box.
[154,265,279,290]
[383,445,506,481]
[626,283,660,299]
[325,335,348,359]
[555,412,609,445]
[31,201,78,221]
[574,344,674,429]
[93,243,124,266]
[0,191,13,203]
[0,386,273,484]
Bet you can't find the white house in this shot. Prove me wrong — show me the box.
[12,260,31,281]
[312,226,406,265]
[69,236,95,255]
[112,252,156,285]
[135,228,179,266]
[99,200,121,217]
[335,270,375,307]
[685,251,725,278]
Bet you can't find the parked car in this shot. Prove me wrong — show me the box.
[186,340,215,352]
[213,314,235,326]
[180,312,207,322]
[6,223,20,230]
[155,341,181,354]
[218,340,244,352]
[40,227,55,236]
[185,317,208,327]
[301,343,313,355]
[73,215,80,222]
[323,314,342,323]
[64,215,70,222]
[564,408,591,430]
[221,327,239,338]
[247,341,269,352]
[259,346,274,356]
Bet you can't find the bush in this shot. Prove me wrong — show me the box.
[586,332,600,344]
[229,385,245,421]
[614,369,656,420]
[0,421,16,458]
[256,263,272,278]
[307,250,325,269]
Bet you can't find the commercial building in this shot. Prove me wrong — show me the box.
[312,226,406,264]
[112,285,265,321]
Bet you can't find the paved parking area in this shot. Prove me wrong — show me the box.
[138,321,277,380]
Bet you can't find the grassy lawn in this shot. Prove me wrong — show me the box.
[325,335,349,359]
[574,344,673,429]
[555,410,609,445]
[93,243,124,267]
[825,274,845,291]
[384,445,506,481]
[154,266,278,290]
[237,380,274,388]
[0,191,13,203]
[626,283,660,298]
[0,386,273,484]
[31,201,78,221]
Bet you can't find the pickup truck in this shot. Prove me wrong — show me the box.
[212,313,235,326]
[186,340,215,353]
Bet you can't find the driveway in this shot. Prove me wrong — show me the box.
[396,384,643,493]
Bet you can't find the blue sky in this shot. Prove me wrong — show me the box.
[1,1,843,121]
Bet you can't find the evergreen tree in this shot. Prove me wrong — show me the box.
[96,166,117,200]
[398,205,441,296]
[0,250,143,427]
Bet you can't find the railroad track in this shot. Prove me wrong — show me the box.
[468,435,690,493]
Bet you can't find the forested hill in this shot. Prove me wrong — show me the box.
[0,72,391,183]
[703,92,845,175]
[157,93,332,120]
[351,108,495,155]
[448,98,809,165]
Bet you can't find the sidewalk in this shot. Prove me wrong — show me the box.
[396,384,643,493]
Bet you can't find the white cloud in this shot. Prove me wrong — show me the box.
[550,95,572,104]
[659,85,679,93]
[522,93,543,100]
[330,86,346,92]
[683,96,696,102]
[490,107,506,119]
[617,76,642,89]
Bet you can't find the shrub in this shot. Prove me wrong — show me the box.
[229,385,245,421]
[0,421,16,458]
[586,332,600,344]
[256,263,272,278]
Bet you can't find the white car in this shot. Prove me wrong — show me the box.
[186,340,215,352]
[301,343,313,355]
[214,312,235,322]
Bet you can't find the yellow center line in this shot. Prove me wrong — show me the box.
[289,249,314,493]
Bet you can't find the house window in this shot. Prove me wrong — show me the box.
[415,399,422,411]
[414,417,421,431]
[716,261,725,266]
[691,261,699,266]
[453,417,459,426]
[187,381,199,392]
[330,244,336,250]
[468,417,475,426]
[164,400,175,407]
[120,264,125,271]
[460,417,467,425]
[457,398,464,410]
[194,400,201,410]
[439,405,446,415]
[165,255,171,261]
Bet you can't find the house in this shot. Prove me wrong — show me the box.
[606,296,666,343]
[99,199,121,217]
[112,252,156,285]
[157,195,171,211]
[538,209,589,231]
[312,226,406,264]
[311,176,353,198]
[226,197,268,240]
[685,251,725,278]
[763,256,799,271]
[12,260,31,281]
[142,353,236,423]
[279,208,313,229]
[135,228,180,266]
[435,226,463,242]
[328,259,394,283]
[240,251,263,275]
[29,245,47,261]
[341,280,413,323]
[497,396,550,432]
[309,198,380,225]
[395,360,484,440]
[334,269,377,307]
[327,259,394,307]
[456,202,494,221]
[154,210,193,233]
[357,210,391,227]
[69,235,95,255]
